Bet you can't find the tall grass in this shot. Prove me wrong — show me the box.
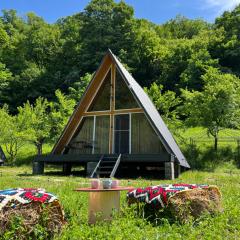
[0,165,239,239]
[176,127,240,170]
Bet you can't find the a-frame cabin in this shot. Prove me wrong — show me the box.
[33,50,190,179]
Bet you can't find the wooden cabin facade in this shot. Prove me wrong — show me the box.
[33,50,190,179]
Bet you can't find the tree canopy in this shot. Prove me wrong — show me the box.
[1,0,240,160]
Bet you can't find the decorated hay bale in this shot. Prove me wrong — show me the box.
[127,184,222,222]
[168,186,222,222]
[0,188,65,239]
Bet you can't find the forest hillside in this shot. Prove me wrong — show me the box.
[1,0,240,166]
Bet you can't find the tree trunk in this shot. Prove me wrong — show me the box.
[214,136,218,151]
[37,144,42,155]
[35,142,43,156]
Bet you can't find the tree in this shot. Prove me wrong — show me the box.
[68,73,92,102]
[182,67,240,150]
[215,4,240,74]
[0,105,27,164]
[180,49,219,91]
[50,90,76,141]
[158,15,210,39]
[17,90,75,155]
[0,63,13,105]
[145,83,182,131]
[78,0,135,73]
[17,97,51,155]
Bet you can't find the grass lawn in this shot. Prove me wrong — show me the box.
[178,127,240,149]
[0,164,240,239]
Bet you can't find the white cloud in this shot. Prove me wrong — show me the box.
[204,0,240,11]
[201,0,240,20]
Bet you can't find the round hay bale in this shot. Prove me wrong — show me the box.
[168,186,222,223]
[0,200,65,239]
[0,188,66,240]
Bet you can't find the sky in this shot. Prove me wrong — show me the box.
[0,0,240,24]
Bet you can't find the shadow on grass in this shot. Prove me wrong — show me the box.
[127,203,217,227]
[124,203,177,226]
[17,169,86,178]
[184,144,239,171]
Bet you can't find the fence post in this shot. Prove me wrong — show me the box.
[189,137,196,169]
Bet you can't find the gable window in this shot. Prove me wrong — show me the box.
[88,69,111,112]
[115,69,139,110]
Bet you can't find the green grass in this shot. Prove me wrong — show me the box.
[0,164,240,239]
[2,143,53,166]
[178,127,240,149]
[1,128,239,239]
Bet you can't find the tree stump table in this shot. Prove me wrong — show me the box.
[75,187,133,224]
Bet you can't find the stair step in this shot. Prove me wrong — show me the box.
[99,166,113,169]
[101,160,116,163]
[102,156,118,159]
[100,163,115,167]
[97,171,111,174]
[91,154,121,178]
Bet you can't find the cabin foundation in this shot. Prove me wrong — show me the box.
[32,161,44,175]
[164,162,175,180]
[175,164,181,178]
[86,162,98,177]
[63,163,72,175]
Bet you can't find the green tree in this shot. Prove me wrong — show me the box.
[182,67,240,150]
[215,4,240,74]
[157,38,194,91]
[145,83,182,131]
[78,0,135,73]
[158,15,210,39]
[0,105,27,164]
[0,63,13,105]
[17,97,51,155]
[180,49,219,90]
[25,12,61,68]
[68,73,92,102]
[50,90,76,141]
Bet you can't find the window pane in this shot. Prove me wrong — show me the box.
[114,114,129,154]
[68,117,94,154]
[114,131,129,154]
[115,69,139,109]
[131,113,165,153]
[88,70,111,111]
[115,114,129,130]
[94,115,110,154]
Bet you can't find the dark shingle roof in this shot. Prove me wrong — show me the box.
[109,50,190,168]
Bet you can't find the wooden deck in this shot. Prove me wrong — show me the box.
[34,153,171,164]
[32,153,181,179]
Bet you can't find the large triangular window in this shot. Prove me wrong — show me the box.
[115,69,139,109]
[67,117,94,154]
[88,69,111,111]
[131,113,165,153]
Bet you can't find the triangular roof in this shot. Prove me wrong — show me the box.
[52,50,190,168]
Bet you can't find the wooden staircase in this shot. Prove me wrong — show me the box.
[90,154,121,178]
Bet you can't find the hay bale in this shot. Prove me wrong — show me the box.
[0,200,65,239]
[0,188,66,239]
[168,186,222,222]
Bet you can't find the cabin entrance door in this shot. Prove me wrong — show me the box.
[113,114,130,154]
